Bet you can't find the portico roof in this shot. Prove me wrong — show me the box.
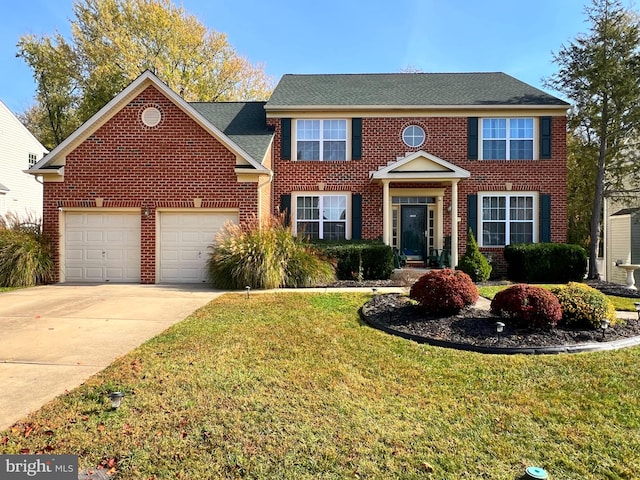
[370,150,470,182]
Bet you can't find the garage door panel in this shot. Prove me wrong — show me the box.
[65,213,140,283]
[85,249,104,261]
[86,231,105,243]
[84,267,105,282]
[181,232,199,243]
[159,211,236,283]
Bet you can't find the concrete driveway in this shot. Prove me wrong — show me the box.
[0,284,221,431]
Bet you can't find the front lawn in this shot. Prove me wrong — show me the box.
[1,293,639,479]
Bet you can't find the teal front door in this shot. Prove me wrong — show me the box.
[400,205,426,261]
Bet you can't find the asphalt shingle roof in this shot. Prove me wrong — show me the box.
[612,207,640,216]
[190,101,273,163]
[266,73,569,108]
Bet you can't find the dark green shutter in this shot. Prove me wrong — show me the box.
[352,118,362,160]
[351,194,362,239]
[467,194,478,238]
[281,118,291,160]
[468,117,478,160]
[540,117,552,159]
[280,194,291,226]
[539,194,551,242]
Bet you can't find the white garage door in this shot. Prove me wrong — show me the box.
[65,212,141,282]
[158,211,237,283]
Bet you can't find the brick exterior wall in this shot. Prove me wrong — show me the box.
[43,86,260,283]
[43,78,567,283]
[268,115,567,276]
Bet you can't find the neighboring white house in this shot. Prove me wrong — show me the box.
[0,99,47,220]
[603,194,640,285]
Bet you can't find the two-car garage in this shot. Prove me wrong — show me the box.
[62,210,237,284]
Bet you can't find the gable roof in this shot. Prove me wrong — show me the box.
[190,102,273,163]
[370,150,471,181]
[612,207,640,216]
[266,73,569,110]
[30,70,270,174]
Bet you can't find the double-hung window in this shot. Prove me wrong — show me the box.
[296,120,347,161]
[481,194,535,246]
[296,194,347,240]
[481,118,534,160]
[28,153,38,167]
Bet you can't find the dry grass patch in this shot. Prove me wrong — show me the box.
[1,293,639,479]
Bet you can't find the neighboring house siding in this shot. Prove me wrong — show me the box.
[269,114,567,269]
[609,215,631,285]
[0,100,46,219]
[42,86,259,283]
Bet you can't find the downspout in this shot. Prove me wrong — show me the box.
[257,170,274,227]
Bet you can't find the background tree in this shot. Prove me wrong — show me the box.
[546,0,640,279]
[17,0,273,149]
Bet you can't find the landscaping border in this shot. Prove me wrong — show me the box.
[359,308,640,355]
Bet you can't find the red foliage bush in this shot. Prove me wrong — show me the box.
[490,284,562,329]
[409,269,479,315]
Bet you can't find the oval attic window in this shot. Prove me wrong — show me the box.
[141,107,162,127]
[402,125,425,148]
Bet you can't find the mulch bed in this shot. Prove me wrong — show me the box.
[358,280,640,350]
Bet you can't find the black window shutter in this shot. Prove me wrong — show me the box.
[280,194,292,226]
[467,194,478,239]
[539,194,551,242]
[352,118,362,160]
[281,118,291,160]
[351,194,362,239]
[540,117,552,159]
[468,117,478,160]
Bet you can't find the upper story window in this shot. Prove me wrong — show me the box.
[296,119,347,161]
[481,118,533,160]
[402,125,425,148]
[480,193,535,246]
[28,153,38,167]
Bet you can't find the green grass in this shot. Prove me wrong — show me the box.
[2,293,640,479]
[0,287,19,293]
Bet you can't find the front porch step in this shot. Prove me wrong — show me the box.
[390,267,429,285]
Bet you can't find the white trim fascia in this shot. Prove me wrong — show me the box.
[370,150,470,180]
[29,70,270,175]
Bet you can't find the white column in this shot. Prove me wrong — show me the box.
[382,180,391,245]
[450,180,459,268]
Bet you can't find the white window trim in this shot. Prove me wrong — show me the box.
[479,117,537,160]
[478,192,539,247]
[293,119,351,162]
[292,192,351,240]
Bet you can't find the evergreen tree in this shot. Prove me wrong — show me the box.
[545,0,640,278]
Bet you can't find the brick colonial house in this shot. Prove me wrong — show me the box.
[29,70,569,284]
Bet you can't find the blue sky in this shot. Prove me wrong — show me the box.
[1,0,594,114]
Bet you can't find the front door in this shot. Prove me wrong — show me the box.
[400,205,427,261]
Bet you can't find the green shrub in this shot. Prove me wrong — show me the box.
[457,228,492,282]
[409,269,478,315]
[207,215,335,289]
[490,284,562,329]
[0,214,53,287]
[318,241,394,281]
[552,282,617,329]
[504,243,587,283]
